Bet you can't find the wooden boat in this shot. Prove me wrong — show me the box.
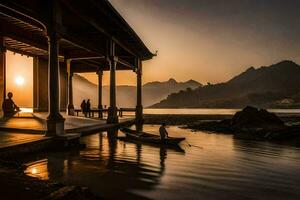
[120,127,185,145]
[118,136,186,153]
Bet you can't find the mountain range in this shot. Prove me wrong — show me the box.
[151,60,300,108]
[73,76,202,108]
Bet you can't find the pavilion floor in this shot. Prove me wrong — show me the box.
[0,132,47,149]
[0,112,134,134]
[0,112,134,157]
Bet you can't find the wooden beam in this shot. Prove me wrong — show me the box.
[58,27,106,56]
[5,46,45,57]
[0,4,46,31]
[64,49,101,59]
[117,57,135,70]
[0,20,48,51]
[1,21,106,59]
[71,56,105,61]
[60,0,136,57]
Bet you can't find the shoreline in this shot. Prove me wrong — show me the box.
[144,113,300,147]
[144,113,300,125]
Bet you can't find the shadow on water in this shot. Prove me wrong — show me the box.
[23,127,183,200]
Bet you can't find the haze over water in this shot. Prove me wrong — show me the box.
[143,108,300,115]
[24,125,300,200]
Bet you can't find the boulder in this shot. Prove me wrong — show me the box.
[231,106,284,129]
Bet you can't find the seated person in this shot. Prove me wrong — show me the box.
[2,92,20,117]
[159,123,169,141]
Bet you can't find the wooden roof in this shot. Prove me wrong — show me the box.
[0,0,154,72]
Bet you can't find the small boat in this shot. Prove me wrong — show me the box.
[118,136,186,153]
[120,127,185,145]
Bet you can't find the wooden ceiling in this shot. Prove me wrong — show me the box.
[0,0,154,72]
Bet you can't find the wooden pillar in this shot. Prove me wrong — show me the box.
[59,59,68,111]
[67,60,74,115]
[67,73,74,115]
[33,57,39,112]
[0,36,6,115]
[33,57,49,112]
[46,1,65,136]
[107,40,118,123]
[136,59,143,123]
[97,70,103,118]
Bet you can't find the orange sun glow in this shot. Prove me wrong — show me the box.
[15,76,25,86]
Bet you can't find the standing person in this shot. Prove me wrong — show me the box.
[2,92,20,117]
[159,123,169,142]
[86,99,91,117]
[80,100,87,117]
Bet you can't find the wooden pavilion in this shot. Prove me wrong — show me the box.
[0,0,154,136]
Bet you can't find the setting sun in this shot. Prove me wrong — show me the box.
[15,76,25,86]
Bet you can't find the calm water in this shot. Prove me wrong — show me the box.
[19,108,300,115]
[144,108,300,115]
[24,125,300,200]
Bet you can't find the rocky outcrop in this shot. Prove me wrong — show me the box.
[183,106,300,145]
[231,106,284,129]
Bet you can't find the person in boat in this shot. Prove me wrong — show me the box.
[2,92,20,117]
[159,123,169,141]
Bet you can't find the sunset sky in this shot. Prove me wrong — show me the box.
[108,0,300,84]
[6,51,33,107]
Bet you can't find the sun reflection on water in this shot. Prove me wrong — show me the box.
[20,108,33,113]
[24,159,49,180]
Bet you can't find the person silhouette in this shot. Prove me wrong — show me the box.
[80,100,87,117]
[86,99,91,117]
[2,92,20,117]
[159,123,169,142]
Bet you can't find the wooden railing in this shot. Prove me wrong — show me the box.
[74,108,136,118]
[118,108,136,117]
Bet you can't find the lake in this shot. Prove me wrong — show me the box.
[24,125,300,200]
[144,108,300,115]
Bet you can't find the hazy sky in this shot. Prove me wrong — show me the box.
[6,51,33,107]
[85,0,300,85]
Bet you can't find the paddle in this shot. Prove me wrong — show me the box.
[186,142,203,149]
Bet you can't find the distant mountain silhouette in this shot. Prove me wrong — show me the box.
[142,78,201,107]
[73,75,202,108]
[151,60,300,108]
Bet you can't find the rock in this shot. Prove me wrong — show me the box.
[183,119,234,133]
[181,106,300,146]
[231,106,284,129]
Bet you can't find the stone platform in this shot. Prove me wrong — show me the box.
[0,132,46,149]
[0,112,135,134]
[0,132,52,157]
[0,112,135,157]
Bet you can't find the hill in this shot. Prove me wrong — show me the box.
[73,75,202,108]
[151,60,300,108]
